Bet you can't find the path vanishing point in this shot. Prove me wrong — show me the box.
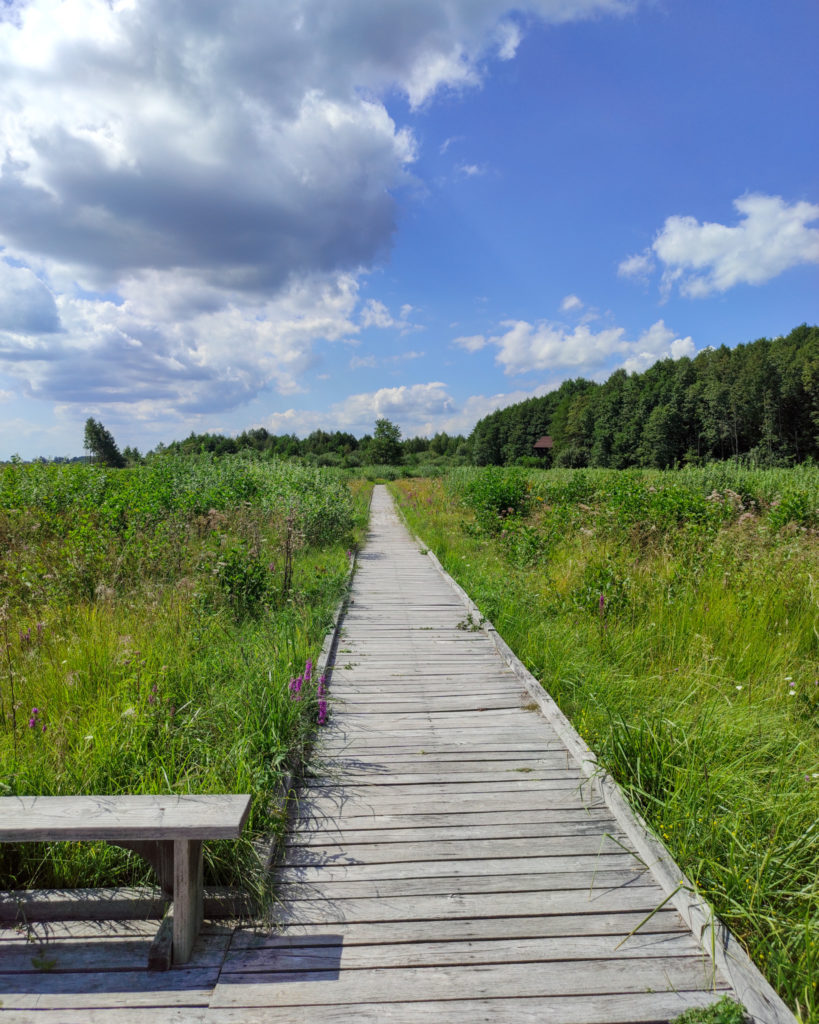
[1,485,794,1023]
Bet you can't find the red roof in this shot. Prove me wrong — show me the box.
[533,435,553,449]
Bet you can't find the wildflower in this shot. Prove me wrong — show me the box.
[304,659,312,683]
[599,594,605,612]
[735,685,743,691]
[36,622,45,638]
[289,675,303,699]
[317,674,326,697]
[317,699,328,725]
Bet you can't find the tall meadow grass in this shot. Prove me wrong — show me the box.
[1,454,369,898]
[394,466,819,1021]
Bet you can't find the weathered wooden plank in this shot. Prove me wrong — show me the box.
[311,756,575,775]
[222,931,703,973]
[304,769,584,786]
[0,967,217,1009]
[302,779,585,799]
[284,833,634,865]
[271,887,670,925]
[278,853,644,885]
[0,920,234,942]
[208,957,722,1008]
[202,991,731,1024]
[0,794,251,842]
[294,807,615,833]
[330,698,522,713]
[0,1011,205,1023]
[315,741,568,755]
[0,932,229,972]
[288,817,623,845]
[300,790,605,817]
[276,868,656,900]
[231,908,690,946]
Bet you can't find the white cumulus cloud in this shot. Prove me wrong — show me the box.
[267,381,457,437]
[560,294,583,313]
[0,0,641,422]
[456,317,695,376]
[621,194,819,297]
[654,194,819,297]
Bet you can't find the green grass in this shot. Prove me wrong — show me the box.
[671,995,748,1023]
[1,455,371,903]
[393,467,819,1022]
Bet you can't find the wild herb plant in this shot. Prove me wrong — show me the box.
[395,468,819,1021]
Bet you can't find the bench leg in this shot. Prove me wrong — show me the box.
[172,839,203,965]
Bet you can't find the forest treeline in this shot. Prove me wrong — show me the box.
[171,323,818,470]
[471,323,819,468]
[29,323,818,470]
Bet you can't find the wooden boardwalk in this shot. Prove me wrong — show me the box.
[0,485,751,1021]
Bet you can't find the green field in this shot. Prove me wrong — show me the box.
[394,464,819,1022]
[0,453,369,900]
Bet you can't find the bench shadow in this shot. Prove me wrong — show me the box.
[219,932,344,983]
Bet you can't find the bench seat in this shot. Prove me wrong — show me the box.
[0,793,251,966]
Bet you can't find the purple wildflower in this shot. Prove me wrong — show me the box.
[599,593,605,612]
[317,674,326,697]
[289,675,303,700]
[317,699,328,725]
[304,659,312,683]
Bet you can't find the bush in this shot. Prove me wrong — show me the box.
[458,467,531,533]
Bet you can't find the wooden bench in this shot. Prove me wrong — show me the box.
[0,793,251,967]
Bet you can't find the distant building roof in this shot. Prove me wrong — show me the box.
[533,435,553,449]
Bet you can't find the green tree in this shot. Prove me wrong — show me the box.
[83,418,126,468]
[369,417,402,465]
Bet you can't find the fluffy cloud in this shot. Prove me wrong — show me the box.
[654,194,819,297]
[1,271,359,412]
[560,294,583,313]
[617,250,655,282]
[456,318,694,375]
[262,378,573,439]
[267,381,456,437]
[621,194,819,297]
[0,0,639,422]
[0,261,61,334]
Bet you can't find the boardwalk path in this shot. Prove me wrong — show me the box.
[1,485,736,1022]
[211,485,732,1021]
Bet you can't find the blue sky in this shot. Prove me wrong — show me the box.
[0,0,817,458]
